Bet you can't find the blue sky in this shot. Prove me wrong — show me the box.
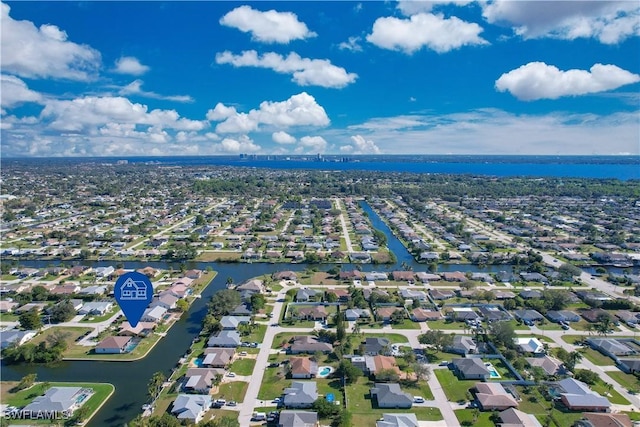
[1,1,639,157]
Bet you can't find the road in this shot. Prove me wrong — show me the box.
[334,198,354,253]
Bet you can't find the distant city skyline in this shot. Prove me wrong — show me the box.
[1,1,639,157]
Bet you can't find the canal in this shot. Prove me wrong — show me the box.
[2,201,514,425]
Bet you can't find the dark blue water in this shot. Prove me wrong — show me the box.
[4,155,639,180]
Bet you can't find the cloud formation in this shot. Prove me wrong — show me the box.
[0,74,42,108]
[113,56,150,75]
[496,62,640,101]
[367,13,488,54]
[0,2,100,81]
[340,135,382,154]
[216,50,357,89]
[272,131,296,144]
[299,135,328,153]
[220,5,316,43]
[119,80,194,103]
[397,0,473,16]
[482,0,640,44]
[338,36,363,52]
[208,92,330,134]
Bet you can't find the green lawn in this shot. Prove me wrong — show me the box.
[257,366,289,400]
[516,386,584,427]
[455,408,495,427]
[434,369,474,402]
[81,309,120,323]
[346,377,442,425]
[607,371,640,392]
[591,381,630,405]
[390,319,421,330]
[242,324,267,343]
[31,326,92,347]
[363,333,411,344]
[65,333,162,360]
[1,381,114,425]
[213,381,249,402]
[229,358,256,376]
[581,348,615,366]
[425,319,466,330]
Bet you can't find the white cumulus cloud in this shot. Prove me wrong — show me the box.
[119,80,193,103]
[340,135,382,154]
[482,0,640,44]
[220,5,316,43]
[496,62,640,101]
[0,74,43,108]
[338,36,363,52]
[218,136,261,153]
[216,50,357,89]
[299,135,327,153]
[272,131,296,144]
[113,56,150,75]
[367,13,488,54]
[0,2,101,81]
[209,92,330,134]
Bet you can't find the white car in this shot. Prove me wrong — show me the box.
[226,372,236,377]
[413,396,425,403]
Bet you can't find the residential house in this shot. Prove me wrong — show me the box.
[141,306,168,323]
[370,383,413,409]
[554,378,611,412]
[345,308,371,321]
[376,307,403,322]
[282,381,318,409]
[150,294,179,311]
[520,272,548,283]
[95,336,132,354]
[23,387,85,414]
[50,284,81,295]
[447,336,477,355]
[289,336,333,354]
[202,347,235,368]
[415,272,441,283]
[451,358,491,380]
[78,301,113,316]
[207,330,241,348]
[526,355,563,376]
[236,279,264,295]
[392,271,415,282]
[514,310,544,324]
[296,288,319,302]
[365,272,389,281]
[587,338,636,357]
[118,321,155,337]
[497,408,543,427]
[519,290,543,300]
[546,310,581,323]
[278,410,319,427]
[364,337,391,356]
[376,413,419,427]
[474,382,518,411]
[0,329,37,349]
[515,337,545,354]
[0,301,19,313]
[183,368,216,393]
[428,289,455,301]
[619,359,640,374]
[582,308,612,323]
[220,316,251,330]
[616,311,640,327]
[79,285,108,296]
[229,302,252,316]
[327,289,350,302]
[296,306,328,321]
[410,308,442,322]
[443,271,467,282]
[184,269,202,279]
[340,270,362,281]
[171,394,211,423]
[478,306,511,322]
[576,412,632,427]
[289,357,317,379]
[273,271,298,281]
[366,355,403,379]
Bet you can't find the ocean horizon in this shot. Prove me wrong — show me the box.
[2,154,639,180]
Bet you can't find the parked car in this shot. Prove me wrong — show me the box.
[226,372,236,377]
[227,401,237,407]
[413,396,425,403]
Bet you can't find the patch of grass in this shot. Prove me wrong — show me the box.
[434,369,474,402]
[580,348,615,366]
[426,319,466,330]
[196,251,242,262]
[213,381,248,403]
[81,309,121,323]
[390,318,421,330]
[455,408,495,427]
[31,326,93,347]
[242,324,267,343]
[591,381,630,405]
[364,332,412,344]
[607,371,640,391]
[257,366,289,400]
[229,358,255,376]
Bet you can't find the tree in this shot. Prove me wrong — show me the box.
[312,398,340,418]
[335,409,352,427]
[413,363,431,382]
[200,417,240,427]
[336,310,346,342]
[488,321,516,349]
[574,369,599,385]
[175,299,189,312]
[147,371,166,402]
[250,293,266,313]
[390,309,405,324]
[565,350,583,372]
[49,300,76,323]
[208,289,241,317]
[338,359,362,384]
[541,289,571,311]
[418,330,454,353]
[31,285,50,301]
[595,314,613,337]
[19,308,43,330]
[14,373,37,391]
[558,263,582,279]
[376,368,400,382]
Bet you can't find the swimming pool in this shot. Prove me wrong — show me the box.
[193,358,204,367]
[484,362,501,379]
[317,366,334,378]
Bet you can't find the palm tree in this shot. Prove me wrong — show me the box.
[566,350,583,372]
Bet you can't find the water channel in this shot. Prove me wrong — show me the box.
[1,201,602,425]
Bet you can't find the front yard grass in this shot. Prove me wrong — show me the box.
[580,348,615,366]
[31,326,92,347]
[607,370,640,391]
[455,408,495,427]
[213,381,248,403]
[229,358,255,376]
[434,369,474,402]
